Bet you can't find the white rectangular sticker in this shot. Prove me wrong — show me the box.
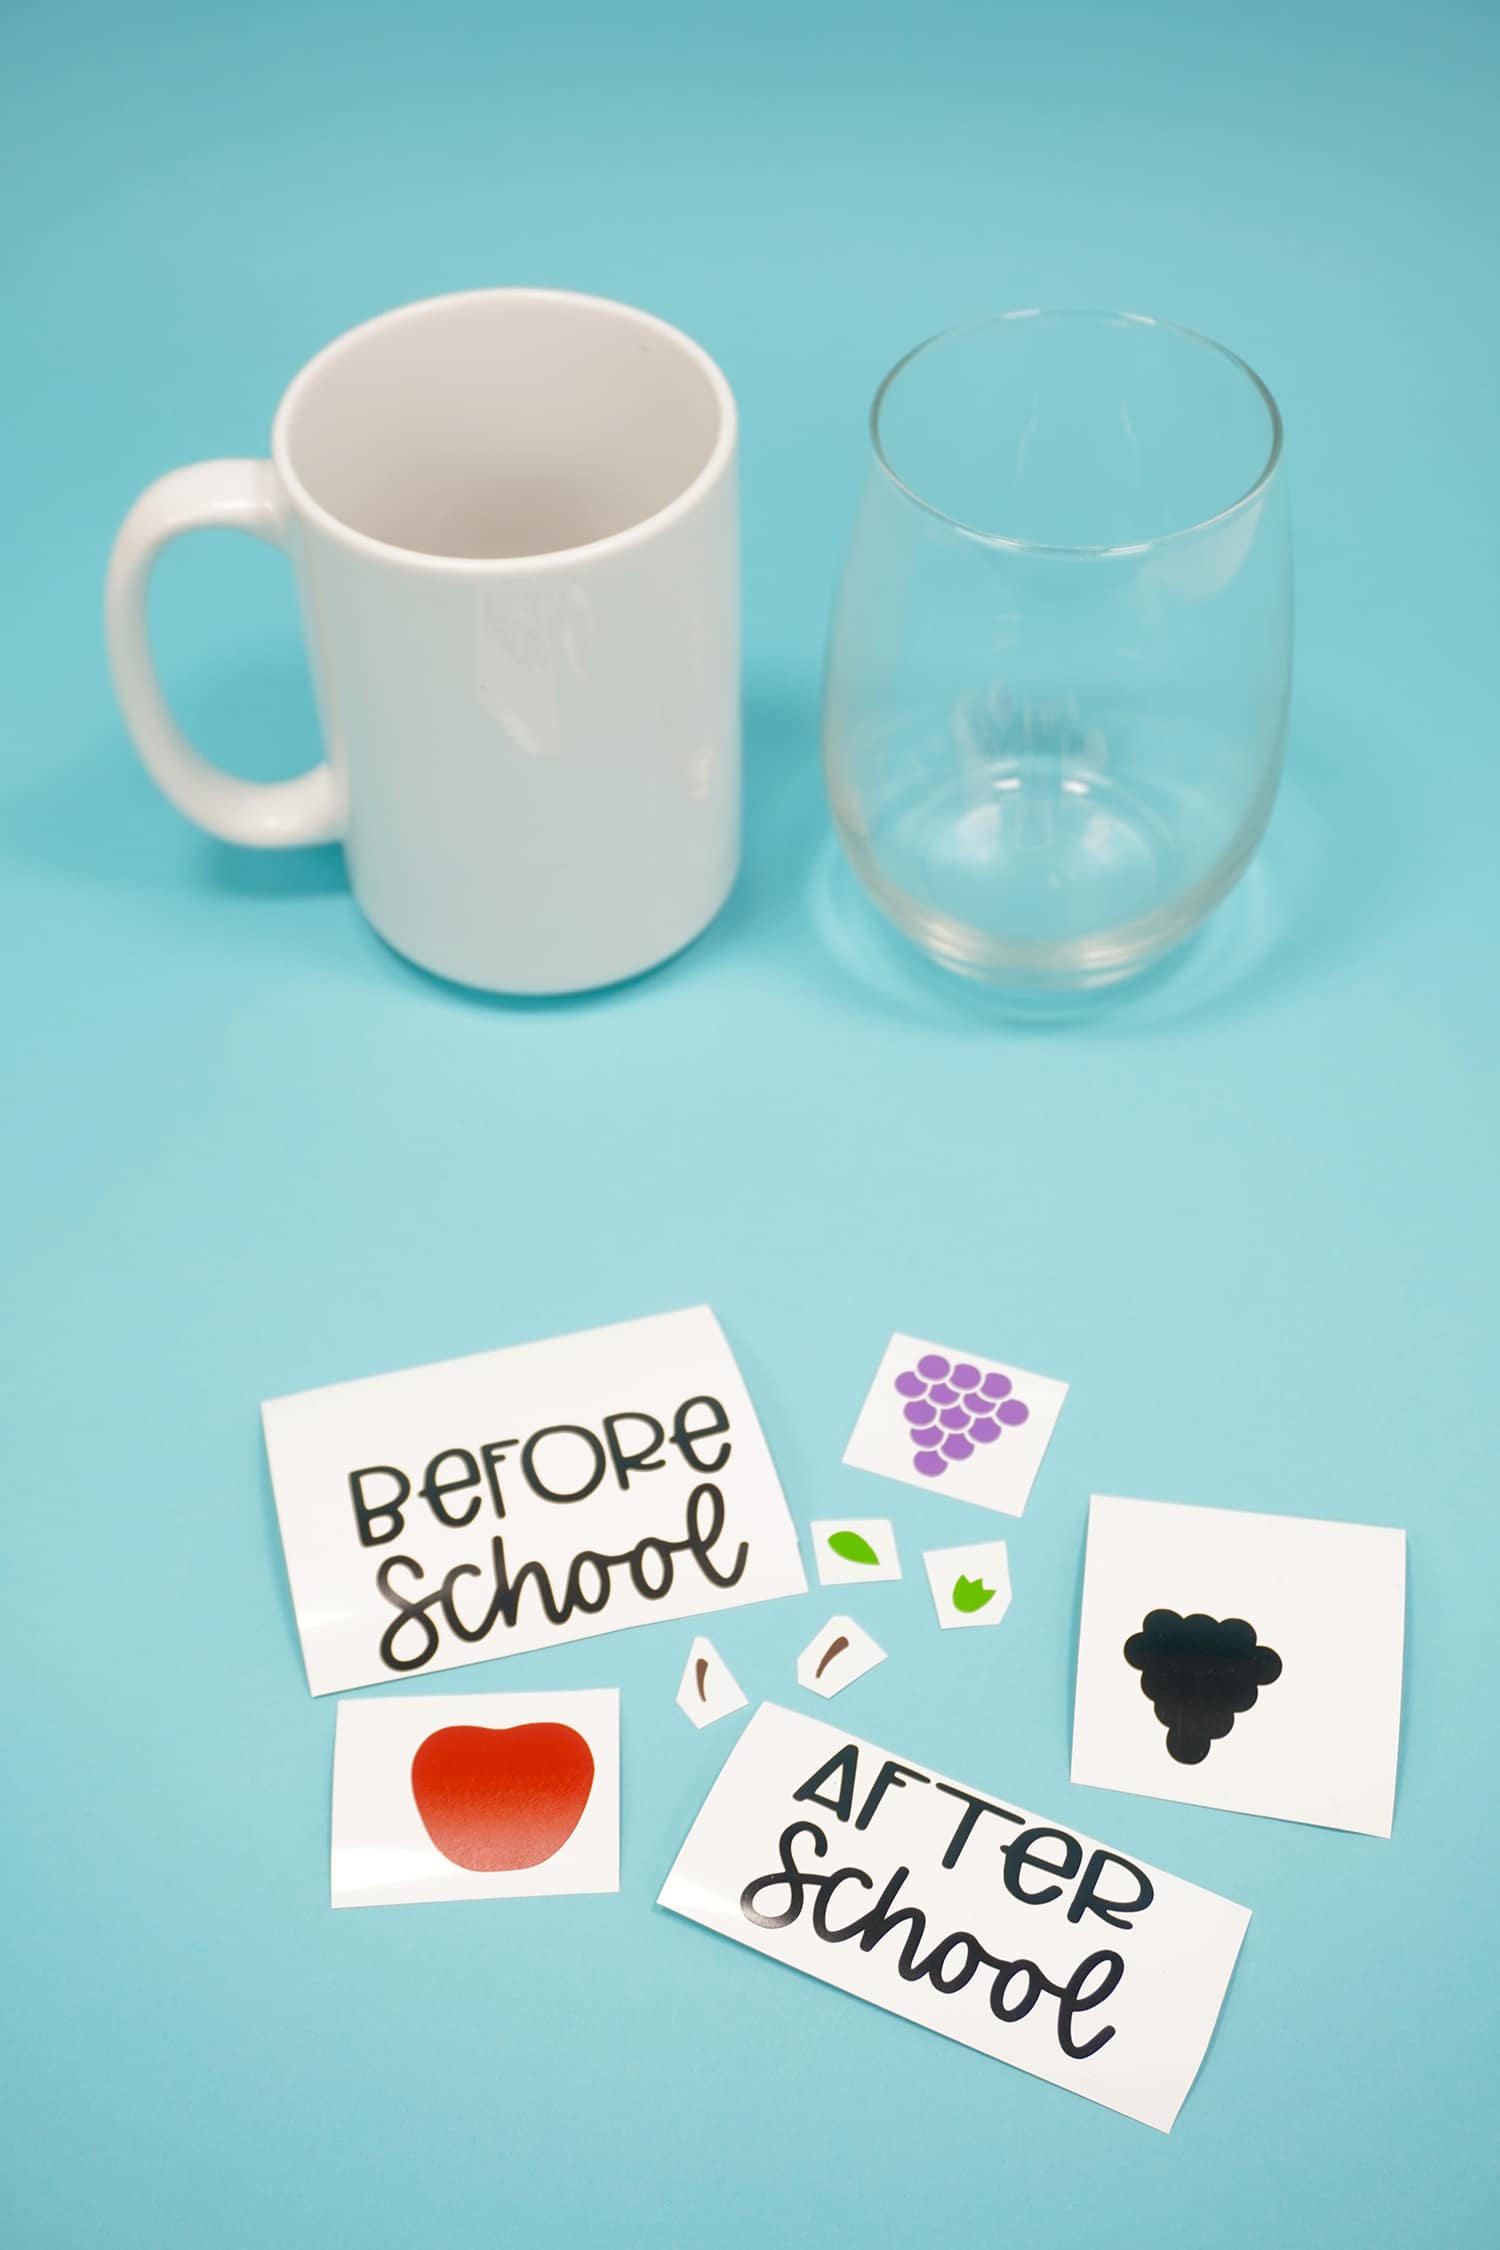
[659,1702,1248,2132]
[923,1540,1012,1629]
[810,1519,902,1585]
[264,1306,807,1694]
[676,1636,748,1729]
[331,1690,618,1908]
[795,1616,887,1699]
[843,1333,1067,1515]
[1071,1495,1407,1836]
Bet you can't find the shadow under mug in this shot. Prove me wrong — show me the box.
[105,288,740,995]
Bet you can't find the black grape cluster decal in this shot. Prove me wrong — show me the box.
[1124,1609,1283,1765]
[893,1353,1029,1478]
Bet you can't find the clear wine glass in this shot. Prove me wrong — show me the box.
[822,310,1292,990]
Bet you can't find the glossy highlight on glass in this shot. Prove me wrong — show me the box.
[823,310,1293,990]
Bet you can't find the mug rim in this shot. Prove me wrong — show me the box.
[869,307,1284,560]
[271,286,738,573]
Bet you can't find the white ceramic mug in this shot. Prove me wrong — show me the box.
[105,289,740,994]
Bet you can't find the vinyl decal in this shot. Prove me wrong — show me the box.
[843,1333,1068,1518]
[676,1635,748,1728]
[922,1540,1012,1631]
[1123,1610,1283,1765]
[893,1354,1029,1478]
[658,1702,1251,2132]
[410,1722,595,1870]
[262,1305,808,1695]
[1071,1495,1406,1835]
[795,1616,886,1699]
[330,1688,619,1907]
[810,1519,902,1586]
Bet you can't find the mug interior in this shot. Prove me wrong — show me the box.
[274,291,730,561]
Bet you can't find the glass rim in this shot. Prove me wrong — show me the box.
[869,308,1284,559]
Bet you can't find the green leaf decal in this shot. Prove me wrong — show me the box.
[828,1529,880,1567]
[952,1574,997,1613]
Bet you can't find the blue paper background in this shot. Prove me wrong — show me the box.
[4,2,1497,2243]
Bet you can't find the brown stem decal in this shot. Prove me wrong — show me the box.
[695,1656,710,1701]
[814,1635,850,1681]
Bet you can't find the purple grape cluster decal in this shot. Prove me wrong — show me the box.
[893,1353,1029,1478]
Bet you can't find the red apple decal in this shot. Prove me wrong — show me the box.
[410,1723,595,1871]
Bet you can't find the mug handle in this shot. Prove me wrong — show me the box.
[105,460,344,846]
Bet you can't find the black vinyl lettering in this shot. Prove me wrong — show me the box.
[1055,1950,1125,2059]
[852,1866,930,1976]
[935,1781,1024,1868]
[918,1931,988,1995]
[740,1820,827,1929]
[670,1393,731,1474]
[602,1411,666,1489]
[792,1744,860,1824]
[810,1864,875,1940]
[733,1818,1125,2065]
[374,1553,441,1669]
[988,1958,1046,2023]
[478,1440,516,1519]
[521,1424,607,1503]
[1068,1849,1155,1930]
[350,1465,409,1548]
[683,1481,748,1587]
[627,1538,677,1600]
[369,1482,746,1675]
[1003,1826,1084,1908]
[435,1561,489,1637]
[565,1552,613,1614]
[855,1760,931,1831]
[419,1448,482,1529]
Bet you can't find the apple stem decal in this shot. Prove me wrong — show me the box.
[676,1635,748,1727]
[410,1722,595,1871]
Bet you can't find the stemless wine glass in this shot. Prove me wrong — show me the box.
[822,311,1291,989]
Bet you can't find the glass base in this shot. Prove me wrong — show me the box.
[833,791,1276,994]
